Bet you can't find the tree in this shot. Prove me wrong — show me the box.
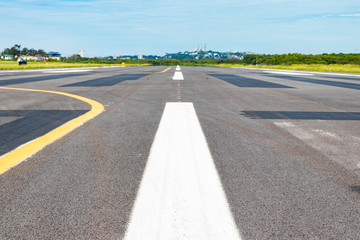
[28,48,37,56]
[2,48,11,55]
[21,47,29,55]
[10,44,21,56]
[1,44,22,56]
[68,54,82,62]
[37,49,47,57]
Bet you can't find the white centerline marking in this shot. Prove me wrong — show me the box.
[173,71,184,80]
[263,71,314,76]
[125,102,241,240]
[176,65,181,71]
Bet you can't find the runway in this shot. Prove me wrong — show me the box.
[0,66,359,239]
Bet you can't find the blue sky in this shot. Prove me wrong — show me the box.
[1,0,359,56]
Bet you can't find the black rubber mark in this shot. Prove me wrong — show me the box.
[208,73,293,88]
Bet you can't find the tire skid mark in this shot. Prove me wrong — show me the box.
[88,122,115,238]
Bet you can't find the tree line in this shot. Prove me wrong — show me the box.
[60,55,360,66]
[61,57,243,66]
[1,44,48,57]
[243,53,360,65]
[3,44,358,66]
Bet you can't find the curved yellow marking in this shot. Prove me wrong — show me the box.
[157,67,171,73]
[0,86,104,174]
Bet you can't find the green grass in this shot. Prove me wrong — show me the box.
[210,63,360,73]
[0,61,148,70]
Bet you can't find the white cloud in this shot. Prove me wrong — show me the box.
[2,0,360,55]
[339,13,360,17]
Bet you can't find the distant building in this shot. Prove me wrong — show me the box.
[48,51,61,61]
[2,54,14,60]
[34,54,45,61]
[22,55,34,61]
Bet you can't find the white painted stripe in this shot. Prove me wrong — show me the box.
[232,67,360,78]
[309,72,360,77]
[172,71,184,80]
[311,129,340,139]
[0,69,45,73]
[43,69,92,73]
[125,102,241,240]
[176,65,181,71]
[0,66,125,73]
[263,71,314,76]
[231,67,262,70]
[274,121,315,140]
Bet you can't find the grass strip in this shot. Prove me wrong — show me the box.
[0,61,148,70]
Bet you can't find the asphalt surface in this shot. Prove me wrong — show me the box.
[0,66,360,239]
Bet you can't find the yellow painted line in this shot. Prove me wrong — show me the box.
[157,67,171,73]
[0,86,104,174]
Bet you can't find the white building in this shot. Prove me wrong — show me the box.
[2,54,14,60]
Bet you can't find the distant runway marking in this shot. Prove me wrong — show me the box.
[157,67,171,73]
[125,102,241,240]
[0,87,104,175]
[43,69,93,73]
[176,65,181,71]
[231,67,261,70]
[263,71,314,76]
[232,67,360,78]
[309,72,360,77]
[0,66,125,74]
[274,121,315,140]
[172,71,184,80]
[311,129,340,139]
[177,81,182,102]
[0,70,44,73]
